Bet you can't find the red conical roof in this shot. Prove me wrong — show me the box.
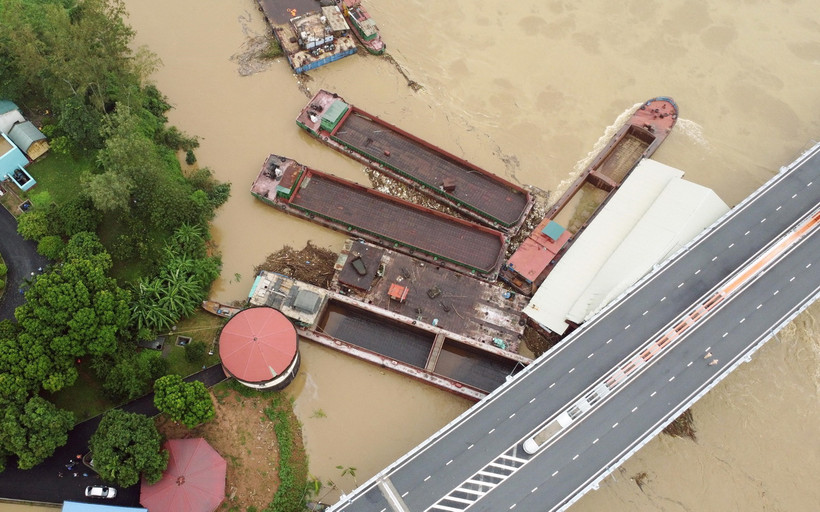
[140,438,226,512]
[218,307,298,383]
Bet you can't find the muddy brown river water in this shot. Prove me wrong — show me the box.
[55,0,820,509]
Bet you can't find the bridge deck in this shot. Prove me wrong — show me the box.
[329,142,820,512]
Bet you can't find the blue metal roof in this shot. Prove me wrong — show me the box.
[541,220,566,241]
[0,100,19,115]
[62,500,148,512]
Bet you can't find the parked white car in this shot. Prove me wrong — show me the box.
[85,485,116,499]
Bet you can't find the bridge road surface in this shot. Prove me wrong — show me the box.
[329,143,820,512]
[463,210,820,512]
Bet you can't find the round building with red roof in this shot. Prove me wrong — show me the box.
[218,306,300,390]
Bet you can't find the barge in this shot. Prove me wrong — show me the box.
[252,154,508,280]
[296,90,533,233]
[501,97,678,295]
[337,0,385,55]
[248,270,531,400]
[255,0,357,74]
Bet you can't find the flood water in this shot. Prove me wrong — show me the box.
[120,0,820,509]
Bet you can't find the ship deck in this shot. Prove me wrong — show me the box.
[289,170,505,273]
[332,112,530,227]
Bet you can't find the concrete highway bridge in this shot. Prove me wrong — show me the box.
[328,142,820,512]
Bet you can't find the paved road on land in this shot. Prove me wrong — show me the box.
[330,145,820,512]
[0,364,227,507]
[0,206,49,321]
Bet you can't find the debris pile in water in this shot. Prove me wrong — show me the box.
[254,241,337,289]
[663,408,697,440]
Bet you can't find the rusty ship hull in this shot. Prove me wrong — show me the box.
[252,154,508,280]
[501,97,679,295]
[296,89,533,233]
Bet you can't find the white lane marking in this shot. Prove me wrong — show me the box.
[624,324,631,330]
[631,406,638,413]
[712,256,718,261]
[756,304,763,309]
[792,193,798,198]
[773,290,779,296]
[572,454,579,461]
[744,230,750,236]
[509,413,516,419]
[650,391,657,397]
[740,318,746,323]
[722,332,728,337]
[489,428,495,434]
[402,491,409,497]
[760,218,766,223]
[531,487,538,493]
[678,282,684,288]
[593,438,599,444]
[588,353,594,358]
[468,444,474,450]
[661,296,666,302]
[808,181,813,186]
[529,397,536,404]
[446,459,453,465]
[790,276,796,282]
[776,205,782,211]
[695,269,701,275]
[549,382,555,388]
[669,376,676,382]
[643,310,648,315]
[569,367,575,374]
[728,243,735,248]
[425,475,431,482]
[687,361,693,367]
[606,338,613,344]
[552,471,559,477]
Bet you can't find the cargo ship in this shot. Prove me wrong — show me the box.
[255,0,357,74]
[296,90,533,233]
[501,97,679,295]
[251,154,508,280]
[337,0,385,55]
[249,269,531,400]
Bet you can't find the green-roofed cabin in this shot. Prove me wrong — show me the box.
[542,220,566,242]
[321,100,349,132]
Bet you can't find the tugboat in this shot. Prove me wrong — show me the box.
[337,0,385,55]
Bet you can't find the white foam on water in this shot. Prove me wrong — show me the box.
[674,118,710,149]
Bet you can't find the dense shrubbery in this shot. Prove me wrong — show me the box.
[0,0,230,474]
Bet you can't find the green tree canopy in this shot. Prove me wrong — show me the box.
[153,375,215,429]
[13,235,130,392]
[89,409,168,487]
[0,396,74,470]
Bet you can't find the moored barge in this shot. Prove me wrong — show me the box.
[296,90,533,233]
[255,0,358,74]
[500,97,678,295]
[252,154,508,280]
[249,270,531,400]
[337,0,385,55]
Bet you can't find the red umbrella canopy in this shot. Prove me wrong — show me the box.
[140,438,226,512]
[219,307,298,383]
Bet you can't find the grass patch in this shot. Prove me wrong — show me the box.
[46,360,115,423]
[263,393,308,512]
[25,152,92,206]
[161,310,224,376]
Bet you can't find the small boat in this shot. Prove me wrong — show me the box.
[201,300,241,318]
[337,0,386,55]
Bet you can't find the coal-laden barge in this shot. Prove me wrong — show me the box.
[501,97,679,295]
[296,89,533,233]
[252,154,508,281]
